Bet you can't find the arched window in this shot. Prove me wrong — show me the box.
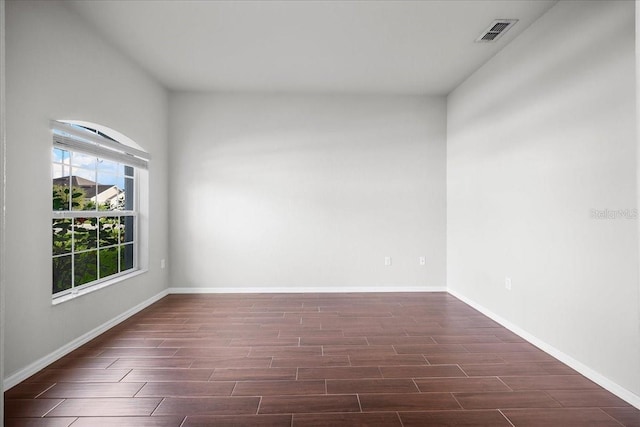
[51,121,149,300]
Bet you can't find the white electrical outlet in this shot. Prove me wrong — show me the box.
[419,257,426,266]
[161,259,166,269]
[385,256,392,266]
[505,276,512,290]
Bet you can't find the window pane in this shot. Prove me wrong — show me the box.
[124,165,134,178]
[99,247,118,278]
[120,216,134,243]
[97,175,122,211]
[52,163,71,180]
[52,178,71,211]
[71,170,98,211]
[74,218,98,251]
[97,158,119,175]
[75,250,97,286]
[73,167,95,182]
[52,148,70,164]
[98,217,119,248]
[121,243,134,271]
[124,177,134,210]
[52,219,72,255]
[97,158,122,211]
[52,255,72,294]
[71,152,97,169]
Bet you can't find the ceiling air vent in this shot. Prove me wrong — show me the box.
[476,19,518,42]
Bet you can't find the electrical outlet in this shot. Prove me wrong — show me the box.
[505,276,512,290]
[385,256,392,266]
[160,259,166,269]
[419,257,426,266]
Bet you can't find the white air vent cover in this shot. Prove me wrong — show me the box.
[476,19,518,42]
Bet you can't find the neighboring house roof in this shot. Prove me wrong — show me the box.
[53,175,94,187]
[53,175,122,203]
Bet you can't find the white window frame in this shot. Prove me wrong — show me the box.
[51,121,150,302]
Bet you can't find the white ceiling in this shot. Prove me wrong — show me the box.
[68,0,557,95]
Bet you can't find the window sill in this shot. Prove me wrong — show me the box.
[52,269,148,306]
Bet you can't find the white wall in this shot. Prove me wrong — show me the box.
[0,0,6,417]
[169,93,446,291]
[448,0,639,402]
[5,0,169,381]
[637,4,640,394]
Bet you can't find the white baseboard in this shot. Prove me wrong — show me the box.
[3,289,169,390]
[169,286,447,294]
[447,289,640,409]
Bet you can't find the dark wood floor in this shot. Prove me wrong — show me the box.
[4,292,639,426]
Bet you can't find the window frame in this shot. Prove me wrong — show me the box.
[51,121,149,302]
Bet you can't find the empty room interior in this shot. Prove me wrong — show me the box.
[1,0,640,425]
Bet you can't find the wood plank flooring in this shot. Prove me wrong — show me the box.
[4,292,639,426]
